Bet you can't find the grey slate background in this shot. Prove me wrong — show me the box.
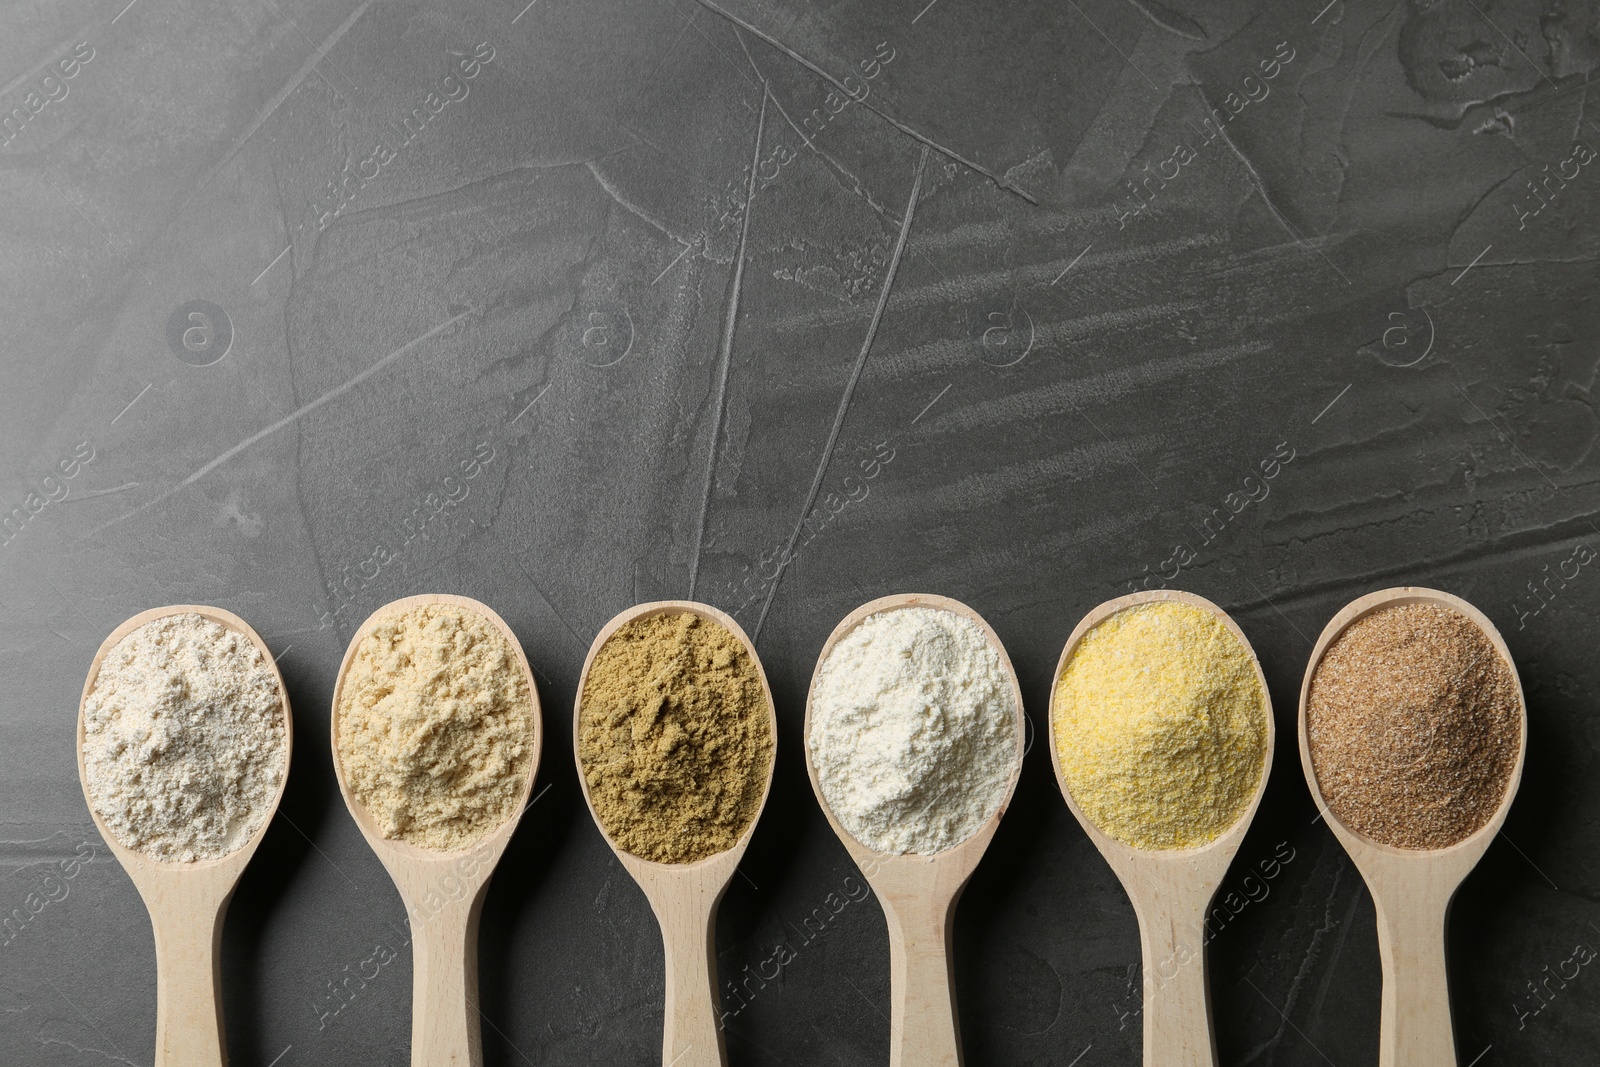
[2,0,1598,1063]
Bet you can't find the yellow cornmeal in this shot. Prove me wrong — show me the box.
[337,603,535,852]
[1053,601,1268,850]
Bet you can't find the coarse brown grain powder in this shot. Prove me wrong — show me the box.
[579,612,772,864]
[337,603,535,852]
[1306,602,1520,850]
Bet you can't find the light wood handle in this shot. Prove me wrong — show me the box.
[1376,889,1456,1067]
[410,897,483,1067]
[660,903,725,1067]
[1138,896,1216,1067]
[150,897,227,1067]
[885,896,962,1067]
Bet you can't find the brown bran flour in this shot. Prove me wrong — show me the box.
[1307,601,1520,850]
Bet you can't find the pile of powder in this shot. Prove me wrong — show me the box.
[1053,601,1268,851]
[336,603,535,852]
[578,611,772,864]
[808,607,1018,856]
[82,613,286,863]
[1306,602,1520,850]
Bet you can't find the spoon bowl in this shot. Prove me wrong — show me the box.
[331,593,542,1067]
[573,600,777,1067]
[803,593,1026,1067]
[77,604,293,1067]
[1048,589,1275,1067]
[1298,586,1526,1067]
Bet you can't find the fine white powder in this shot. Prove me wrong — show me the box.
[82,613,286,862]
[809,607,1018,855]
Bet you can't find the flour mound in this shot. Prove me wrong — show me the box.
[810,607,1017,855]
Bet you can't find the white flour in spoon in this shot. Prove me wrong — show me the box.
[809,606,1018,855]
[82,613,286,862]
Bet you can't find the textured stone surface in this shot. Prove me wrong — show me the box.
[1,0,1597,1064]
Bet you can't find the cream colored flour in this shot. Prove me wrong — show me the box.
[336,603,534,852]
[82,613,286,863]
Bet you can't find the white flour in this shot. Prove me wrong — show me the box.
[82,613,286,862]
[809,606,1018,855]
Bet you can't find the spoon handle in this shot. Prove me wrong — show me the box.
[659,898,726,1067]
[146,890,228,1067]
[885,895,962,1067]
[410,896,483,1067]
[1375,889,1455,1067]
[1137,894,1217,1067]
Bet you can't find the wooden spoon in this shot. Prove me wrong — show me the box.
[76,604,293,1067]
[573,600,777,1067]
[1298,586,1526,1067]
[1048,589,1275,1067]
[803,593,1026,1067]
[330,593,542,1067]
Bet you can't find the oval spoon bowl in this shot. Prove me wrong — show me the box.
[804,593,1026,1067]
[573,600,777,1067]
[1048,589,1275,1067]
[1298,586,1527,1067]
[331,593,543,1067]
[77,604,293,1067]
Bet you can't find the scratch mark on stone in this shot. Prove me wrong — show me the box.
[278,811,363,891]
[1069,0,1162,93]
[688,87,768,600]
[1200,118,1352,286]
[111,383,151,424]
[1453,382,1560,492]
[912,383,952,424]
[759,71,903,227]
[1051,242,1094,285]
[1122,0,1205,40]
[753,146,929,638]
[40,977,137,1067]
[496,532,590,652]
[1451,242,1493,285]
[1461,0,1560,92]
[87,307,477,537]
[41,177,152,287]
[585,163,679,240]
[0,21,101,99]
[661,0,762,91]
[1499,832,1559,889]
[1278,848,1346,1023]
[1243,576,1314,646]
[511,382,553,424]
[652,240,694,285]
[843,975,889,1021]
[56,482,139,503]
[1242,974,1339,1067]
[252,244,292,286]
[182,308,475,487]
[1311,383,1351,424]
[694,0,1036,204]
[1069,399,1160,493]
[34,1033,140,1066]
[732,21,904,226]
[192,1,374,205]
[1304,886,1362,1041]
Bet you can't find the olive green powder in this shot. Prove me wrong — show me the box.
[578,612,773,864]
